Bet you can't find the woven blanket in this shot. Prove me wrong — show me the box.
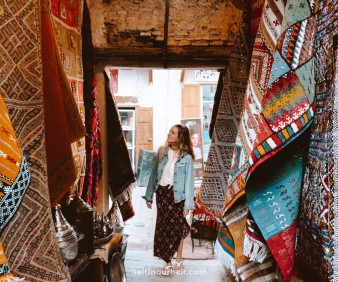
[223,0,317,213]
[0,0,70,280]
[50,0,86,185]
[223,201,276,281]
[243,2,317,278]
[214,224,237,280]
[200,34,251,216]
[0,95,30,280]
[41,0,85,207]
[104,71,135,209]
[296,1,338,281]
[82,1,102,206]
[245,130,309,281]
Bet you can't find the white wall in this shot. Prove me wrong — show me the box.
[116,69,182,150]
[116,69,219,151]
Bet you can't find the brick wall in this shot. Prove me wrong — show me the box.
[88,0,244,49]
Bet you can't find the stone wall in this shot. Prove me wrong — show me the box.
[88,0,244,49]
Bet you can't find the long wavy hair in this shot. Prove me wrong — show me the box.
[159,124,195,161]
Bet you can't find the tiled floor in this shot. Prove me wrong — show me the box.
[123,186,232,282]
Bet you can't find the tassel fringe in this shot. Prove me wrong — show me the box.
[113,182,135,205]
[214,239,239,281]
[243,233,269,263]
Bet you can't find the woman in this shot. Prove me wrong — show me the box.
[142,124,195,275]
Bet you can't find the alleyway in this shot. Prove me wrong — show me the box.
[123,186,231,282]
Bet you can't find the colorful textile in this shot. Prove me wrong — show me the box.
[201,0,317,280]
[0,241,12,281]
[104,70,135,208]
[243,215,269,264]
[0,95,30,280]
[296,1,338,281]
[222,0,316,213]
[0,0,70,280]
[223,201,276,281]
[41,0,85,207]
[82,1,102,206]
[154,185,190,263]
[200,50,250,216]
[245,130,309,280]
[50,0,86,183]
[214,225,237,280]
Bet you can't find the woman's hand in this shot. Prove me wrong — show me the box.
[146,201,152,209]
[183,210,189,217]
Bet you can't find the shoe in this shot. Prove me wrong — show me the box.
[173,260,184,272]
[161,265,173,276]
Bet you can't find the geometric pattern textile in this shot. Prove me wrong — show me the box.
[296,1,338,281]
[334,36,338,282]
[246,129,309,281]
[223,201,277,282]
[200,59,250,216]
[41,0,83,207]
[222,1,317,281]
[0,95,31,280]
[222,0,317,213]
[50,0,86,185]
[0,0,70,280]
[200,0,252,216]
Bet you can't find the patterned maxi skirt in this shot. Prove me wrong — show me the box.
[154,185,190,263]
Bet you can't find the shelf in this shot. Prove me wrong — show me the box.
[119,109,135,170]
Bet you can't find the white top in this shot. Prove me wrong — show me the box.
[159,148,178,186]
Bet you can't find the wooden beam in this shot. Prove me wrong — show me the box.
[149,69,153,84]
[94,46,230,69]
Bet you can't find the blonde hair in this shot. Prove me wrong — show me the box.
[159,124,195,161]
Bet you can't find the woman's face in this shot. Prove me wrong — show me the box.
[167,126,179,145]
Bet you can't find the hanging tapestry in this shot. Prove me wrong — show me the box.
[50,0,86,186]
[41,0,85,207]
[0,95,30,280]
[0,0,70,280]
[245,129,310,281]
[200,0,264,220]
[200,23,251,216]
[104,71,135,217]
[81,1,102,206]
[223,201,276,281]
[296,1,338,281]
[222,1,316,280]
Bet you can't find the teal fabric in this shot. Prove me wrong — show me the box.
[136,150,157,187]
[142,148,195,210]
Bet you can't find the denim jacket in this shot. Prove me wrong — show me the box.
[142,148,195,210]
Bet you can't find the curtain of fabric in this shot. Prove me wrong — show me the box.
[202,0,318,281]
[41,0,85,207]
[0,0,71,280]
[82,0,102,206]
[104,71,135,220]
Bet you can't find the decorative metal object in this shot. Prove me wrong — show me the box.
[64,194,94,255]
[93,209,115,245]
[54,204,82,265]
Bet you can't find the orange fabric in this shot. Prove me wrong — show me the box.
[0,96,21,185]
